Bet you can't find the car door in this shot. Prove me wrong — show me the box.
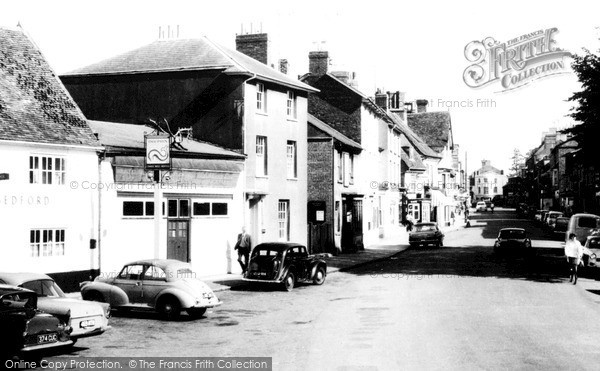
[113,264,145,305]
[141,265,168,306]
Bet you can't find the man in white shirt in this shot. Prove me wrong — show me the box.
[564,233,584,284]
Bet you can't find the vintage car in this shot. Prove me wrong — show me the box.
[243,243,328,291]
[80,259,221,320]
[493,228,532,255]
[553,216,570,235]
[476,201,487,212]
[545,211,563,230]
[0,284,72,358]
[409,223,444,248]
[0,272,110,342]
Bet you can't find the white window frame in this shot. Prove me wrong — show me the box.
[256,83,266,113]
[286,90,297,119]
[337,151,343,183]
[30,228,65,257]
[278,200,290,242]
[286,141,297,179]
[256,136,268,177]
[29,155,65,185]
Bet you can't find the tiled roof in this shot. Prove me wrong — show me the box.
[307,114,362,151]
[0,28,99,147]
[63,37,317,93]
[406,111,452,153]
[388,113,441,159]
[88,120,245,159]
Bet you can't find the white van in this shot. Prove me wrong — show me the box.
[566,213,600,244]
[476,201,487,212]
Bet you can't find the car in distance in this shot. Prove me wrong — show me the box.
[546,211,563,229]
[476,201,487,212]
[80,259,221,320]
[566,213,600,245]
[0,272,110,342]
[493,228,532,255]
[244,243,328,291]
[409,222,444,248]
[0,284,72,359]
[583,234,600,268]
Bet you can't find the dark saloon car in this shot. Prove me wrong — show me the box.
[243,243,328,291]
[409,223,444,248]
[493,228,532,255]
[0,285,72,359]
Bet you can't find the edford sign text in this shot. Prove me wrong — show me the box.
[463,28,571,91]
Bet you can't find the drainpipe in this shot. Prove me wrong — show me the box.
[96,150,105,279]
[241,73,257,237]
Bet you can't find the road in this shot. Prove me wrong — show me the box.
[38,209,600,370]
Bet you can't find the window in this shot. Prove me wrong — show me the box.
[29,156,65,185]
[256,83,266,113]
[122,201,161,217]
[167,199,190,218]
[30,229,65,257]
[256,136,268,176]
[286,141,297,179]
[349,155,354,185]
[493,186,498,193]
[337,151,343,183]
[278,200,290,241]
[118,264,145,280]
[192,201,229,216]
[286,91,297,119]
[143,266,167,281]
[484,187,489,194]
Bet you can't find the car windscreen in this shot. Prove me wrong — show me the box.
[415,225,436,232]
[0,292,36,309]
[499,230,525,239]
[21,279,65,298]
[578,217,600,229]
[251,249,280,258]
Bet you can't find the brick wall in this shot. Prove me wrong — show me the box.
[308,139,334,226]
[235,33,268,65]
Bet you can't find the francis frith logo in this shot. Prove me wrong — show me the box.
[463,28,571,91]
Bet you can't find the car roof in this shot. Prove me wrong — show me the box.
[499,228,525,232]
[0,283,36,296]
[124,259,192,271]
[254,242,305,251]
[0,272,53,286]
[572,213,600,218]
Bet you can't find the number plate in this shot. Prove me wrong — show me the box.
[80,319,96,329]
[37,333,58,344]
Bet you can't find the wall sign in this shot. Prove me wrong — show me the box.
[145,135,171,170]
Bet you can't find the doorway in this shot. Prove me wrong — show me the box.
[167,220,189,262]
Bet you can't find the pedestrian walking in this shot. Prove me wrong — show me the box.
[234,227,252,275]
[406,214,415,232]
[565,233,583,284]
[490,202,495,213]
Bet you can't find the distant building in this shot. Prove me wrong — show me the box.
[470,160,507,202]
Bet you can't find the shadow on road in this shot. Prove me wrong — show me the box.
[470,209,562,242]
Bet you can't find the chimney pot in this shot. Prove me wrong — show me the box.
[235,33,269,65]
[309,51,329,76]
[416,99,429,113]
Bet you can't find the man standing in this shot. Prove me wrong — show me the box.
[235,227,252,274]
[565,233,584,284]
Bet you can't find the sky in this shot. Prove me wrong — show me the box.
[2,0,599,174]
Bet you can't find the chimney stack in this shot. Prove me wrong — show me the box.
[309,51,329,76]
[375,90,388,111]
[236,33,268,65]
[416,99,428,113]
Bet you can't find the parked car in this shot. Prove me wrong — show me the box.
[492,195,505,207]
[533,210,544,222]
[582,234,600,268]
[493,228,532,255]
[553,217,569,234]
[80,259,221,320]
[409,222,445,248]
[0,284,72,359]
[244,243,328,291]
[566,213,600,245]
[0,272,110,342]
[546,211,564,230]
[476,201,487,212]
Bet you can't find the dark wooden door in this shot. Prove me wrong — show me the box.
[167,220,189,262]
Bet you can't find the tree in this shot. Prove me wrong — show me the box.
[509,148,525,176]
[563,49,600,166]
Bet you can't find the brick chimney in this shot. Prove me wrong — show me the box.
[482,159,490,168]
[236,33,268,65]
[278,59,288,74]
[375,89,388,110]
[309,51,329,76]
[416,99,428,113]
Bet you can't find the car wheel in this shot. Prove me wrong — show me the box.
[159,297,181,321]
[186,308,207,319]
[313,266,326,285]
[83,291,105,303]
[282,272,295,292]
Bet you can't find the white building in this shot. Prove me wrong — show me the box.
[0,28,102,291]
[471,160,508,201]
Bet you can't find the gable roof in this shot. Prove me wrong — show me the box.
[388,113,441,159]
[62,37,317,93]
[88,120,245,159]
[406,111,452,153]
[401,151,426,171]
[0,28,99,147]
[307,114,362,151]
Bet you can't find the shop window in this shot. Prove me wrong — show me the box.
[30,229,65,257]
[212,203,228,216]
[192,201,229,216]
[29,155,65,185]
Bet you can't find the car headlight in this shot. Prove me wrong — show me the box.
[592,253,597,260]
